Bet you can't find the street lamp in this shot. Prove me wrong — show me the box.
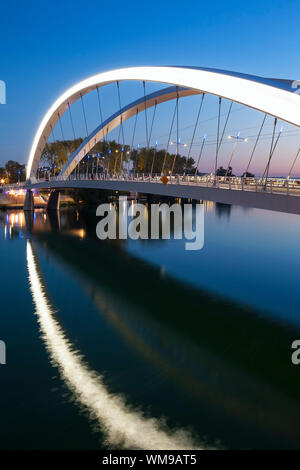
[169,137,188,148]
[194,134,207,177]
[169,138,188,174]
[225,132,248,178]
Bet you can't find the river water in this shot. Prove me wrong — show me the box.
[0,200,300,449]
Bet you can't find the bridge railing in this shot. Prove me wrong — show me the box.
[20,172,300,197]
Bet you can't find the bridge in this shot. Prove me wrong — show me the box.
[8,66,300,213]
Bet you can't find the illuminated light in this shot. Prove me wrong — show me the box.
[228,135,232,139]
[26,241,203,450]
[0,179,4,184]
[79,229,85,239]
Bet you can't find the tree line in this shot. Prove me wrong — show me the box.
[40,139,196,176]
[0,161,26,184]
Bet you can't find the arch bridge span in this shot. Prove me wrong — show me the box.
[27,66,300,180]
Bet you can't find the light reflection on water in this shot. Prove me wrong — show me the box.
[26,240,204,450]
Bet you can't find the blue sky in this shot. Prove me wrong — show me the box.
[1,0,300,175]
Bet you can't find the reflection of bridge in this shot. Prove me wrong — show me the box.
[19,66,300,213]
[21,210,300,449]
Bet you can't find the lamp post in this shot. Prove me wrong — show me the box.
[169,138,188,175]
[150,140,159,177]
[225,132,248,178]
[194,134,207,177]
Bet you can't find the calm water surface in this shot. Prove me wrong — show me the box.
[0,201,300,449]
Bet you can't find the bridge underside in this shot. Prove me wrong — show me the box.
[27,180,300,215]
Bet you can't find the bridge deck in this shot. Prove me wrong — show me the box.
[7,175,298,215]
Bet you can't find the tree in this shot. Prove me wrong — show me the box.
[243,171,255,178]
[131,147,195,174]
[39,138,196,177]
[40,138,84,175]
[5,160,26,183]
[216,166,234,177]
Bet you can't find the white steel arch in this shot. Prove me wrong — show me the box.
[60,85,200,179]
[27,66,300,180]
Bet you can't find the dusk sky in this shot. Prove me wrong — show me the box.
[1,0,300,176]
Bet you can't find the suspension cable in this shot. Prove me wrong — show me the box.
[57,112,65,142]
[263,117,277,181]
[143,81,149,149]
[214,97,222,176]
[142,81,150,172]
[245,114,267,174]
[171,87,179,175]
[49,124,57,176]
[96,87,108,172]
[149,101,158,176]
[150,141,158,176]
[96,85,106,156]
[149,101,157,144]
[117,82,126,174]
[50,124,56,143]
[80,93,89,138]
[67,103,78,177]
[130,108,139,174]
[287,146,300,179]
[67,102,76,141]
[194,135,207,176]
[113,125,122,174]
[162,99,177,174]
[187,93,205,160]
[116,81,125,145]
[218,101,233,153]
[262,131,282,182]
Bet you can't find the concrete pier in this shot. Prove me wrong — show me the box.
[23,189,34,211]
[47,190,60,211]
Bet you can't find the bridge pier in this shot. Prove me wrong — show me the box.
[23,189,34,211]
[47,190,60,211]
